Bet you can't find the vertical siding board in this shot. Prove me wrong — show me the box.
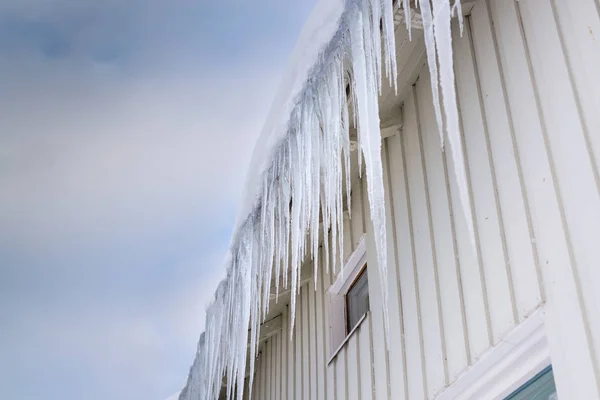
[388,99,426,400]
[355,325,363,399]
[280,317,286,400]
[346,335,360,400]
[279,333,283,399]
[264,345,269,400]
[252,358,256,400]
[272,338,277,399]
[266,340,272,400]
[284,307,293,400]
[270,337,275,400]
[405,86,447,397]
[442,106,491,362]
[336,349,348,400]
[260,351,265,400]
[519,0,600,375]
[454,15,517,343]
[270,337,275,399]
[552,0,600,179]
[301,285,310,399]
[553,0,600,369]
[363,176,392,400]
[343,212,354,264]
[271,334,281,400]
[315,253,328,399]
[488,0,599,397]
[244,377,250,399]
[254,354,260,400]
[256,348,262,399]
[470,0,543,320]
[271,338,276,399]
[382,138,408,399]
[251,368,255,400]
[323,242,336,400]
[308,279,319,400]
[415,69,469,382]
[358,317,375,400]
[351,183,366,247]
[327,361,336,400]
[261,349,266,400]
[296,292,303,400]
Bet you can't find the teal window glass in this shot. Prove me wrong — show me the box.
[505,366,557,400]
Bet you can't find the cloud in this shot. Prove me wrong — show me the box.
[0,0,317,69]
[0,61,276,253]
[0,1,318,399]
[0,64,275,400]
[1,247,228,400]
[0,56,281,399]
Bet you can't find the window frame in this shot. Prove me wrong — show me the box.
[328,235,368,295]
[435,307,552,400]
[345,266,369,334]
[327,235,369,361]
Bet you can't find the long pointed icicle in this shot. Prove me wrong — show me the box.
[419,0,445,147]
[429,0,475,246]
[178,1,471,399]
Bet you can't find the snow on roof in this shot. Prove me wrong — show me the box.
[238,0,345,229]
[178,0,471,399]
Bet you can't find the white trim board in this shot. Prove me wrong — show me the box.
[329,235,367,296]
[435,307,551,400]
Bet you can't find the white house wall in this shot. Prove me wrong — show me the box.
[245,0,600,398]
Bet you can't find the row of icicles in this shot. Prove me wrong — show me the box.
[178,0,470,398]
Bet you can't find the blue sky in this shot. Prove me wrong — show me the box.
[0,1,317,399]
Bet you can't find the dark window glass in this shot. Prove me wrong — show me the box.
[346,267,369,333]
[505,366,557,400]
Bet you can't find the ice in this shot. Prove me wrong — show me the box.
[429,0,475,246]
[239,0,346,230]
[178,1,471,399]
[420,0,445,147]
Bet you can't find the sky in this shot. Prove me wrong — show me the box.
[0,1,317,399]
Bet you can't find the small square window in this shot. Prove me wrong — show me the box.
[346,267,369,333]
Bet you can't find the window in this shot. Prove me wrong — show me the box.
[346,267,369,332]
[328,236,369,360]
[505,366,557,400]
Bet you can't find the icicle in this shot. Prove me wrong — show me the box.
[341,72,352,217]
[348,0,390,342]
[452,0,464,35]
[177,1,473,399]
[381,0,398,92]
[430,0,475,246]
[403,0,412,40]
[419,0,445,147]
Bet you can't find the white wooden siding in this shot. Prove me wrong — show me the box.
[242,0,600,398]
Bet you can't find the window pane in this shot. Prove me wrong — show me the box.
[346,268,369,332]
[505,366,557,400]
